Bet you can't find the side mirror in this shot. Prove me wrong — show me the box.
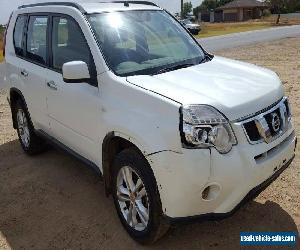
[62,61,90,83]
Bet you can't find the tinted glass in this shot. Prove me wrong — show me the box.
[87,11,205,76]
[52,16,91,71]
[26,16,48,64]
[13,15,26,56]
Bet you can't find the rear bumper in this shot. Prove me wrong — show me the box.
[165,153,295,224]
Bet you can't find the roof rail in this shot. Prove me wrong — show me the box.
[18,1,159,14]
[108,1,158,7]
[18,2,86,14]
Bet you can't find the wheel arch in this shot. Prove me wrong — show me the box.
[102,131,153,196]
[9,87,27,129]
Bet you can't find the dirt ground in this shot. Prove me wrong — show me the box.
[0,37,299,250]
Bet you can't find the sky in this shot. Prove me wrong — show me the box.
[0,0,203,24]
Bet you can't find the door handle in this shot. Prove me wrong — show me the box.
[21,70,28,77]
[47,81,57,90]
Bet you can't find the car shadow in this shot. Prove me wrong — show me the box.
[0,139,298,249]
[155,201,299,250]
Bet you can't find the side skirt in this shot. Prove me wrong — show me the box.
[36,130,102,177]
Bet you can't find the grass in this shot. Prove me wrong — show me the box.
[195,16,300,38]
[195,22,273,38]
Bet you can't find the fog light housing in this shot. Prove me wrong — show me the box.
[202,186,210,200]
[201,184,221,201]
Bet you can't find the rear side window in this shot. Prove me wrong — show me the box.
[26,16,48,65]
[13,15,26,56]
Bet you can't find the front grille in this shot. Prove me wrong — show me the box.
[243,121,261,141]
[242,97,291,144]
[284,99,290,116]
[264,108,281,136]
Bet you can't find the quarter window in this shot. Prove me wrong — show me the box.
[13,15,26,56]
[26,16,48,64]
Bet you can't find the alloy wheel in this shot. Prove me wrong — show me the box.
[116,166,150,231]
[17,109,30,148]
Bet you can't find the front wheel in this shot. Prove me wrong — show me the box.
[190,29,199,35]
[112,148,169,244]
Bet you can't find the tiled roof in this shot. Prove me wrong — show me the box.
[217,0,268,9]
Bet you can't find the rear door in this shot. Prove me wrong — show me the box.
[18,14,50,131]
[5,14,27,97]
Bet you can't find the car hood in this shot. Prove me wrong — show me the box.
[126,56,284,121]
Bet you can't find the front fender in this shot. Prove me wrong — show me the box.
[147,148,211,218]
[99,71,183,155]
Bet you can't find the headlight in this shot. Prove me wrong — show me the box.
[180,105,237,154]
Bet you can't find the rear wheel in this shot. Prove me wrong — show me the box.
[112,148,169,244]
[14,99,47,155]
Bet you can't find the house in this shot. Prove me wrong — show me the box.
[216,0,268,22]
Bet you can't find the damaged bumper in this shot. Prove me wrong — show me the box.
[147,128,296,220]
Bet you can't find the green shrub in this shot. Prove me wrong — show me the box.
[262,9,272,17]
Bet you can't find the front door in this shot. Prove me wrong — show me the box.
[46,15,100,163]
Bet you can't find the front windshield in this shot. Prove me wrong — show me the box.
[87,10,206,76]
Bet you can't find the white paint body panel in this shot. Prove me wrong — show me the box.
[3,3,296,219]
[127,56,284,121]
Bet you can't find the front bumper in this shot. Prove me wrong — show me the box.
[166,154,294,224]
[147,127,296,219]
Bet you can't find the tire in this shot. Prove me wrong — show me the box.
[14,99,47,155]
[190,29,199,35]
[112,148,169,244]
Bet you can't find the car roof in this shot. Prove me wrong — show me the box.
[18,1,161,14]
[80,1,161,13]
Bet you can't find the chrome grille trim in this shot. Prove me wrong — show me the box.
[237,97,291,145]
[233,97,283,123]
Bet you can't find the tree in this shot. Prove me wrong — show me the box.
[266,0,284,23]
[0,25,4,39]
[193,0,233,15]
[182,1,193,18]
[200,0,217,11]
[193,6,202,17]
[265,0,300,24]
[217,0,234,8]
[181,0,184,18]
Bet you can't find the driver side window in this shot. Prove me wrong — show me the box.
[51,16,92,72]
[51,16,97,86]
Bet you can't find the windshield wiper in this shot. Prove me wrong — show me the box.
[152,63,196,75]
[199,54,212,64]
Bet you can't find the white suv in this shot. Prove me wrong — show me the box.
[2,1,297,244]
